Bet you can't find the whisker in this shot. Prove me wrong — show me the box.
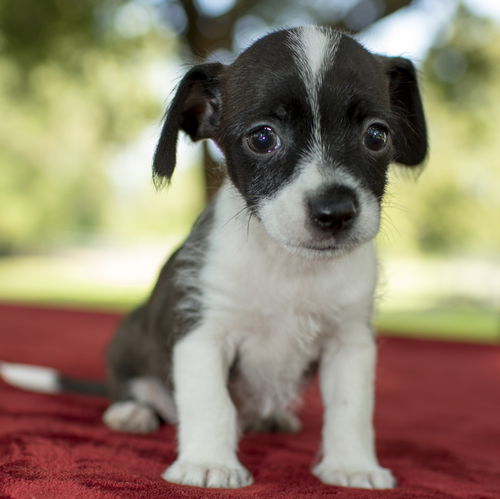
[246,211,255,239]
[379,212,402,245]
[222,205,251,228]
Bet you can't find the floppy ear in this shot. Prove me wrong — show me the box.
[379,56,428,166]
[152,62,225,184]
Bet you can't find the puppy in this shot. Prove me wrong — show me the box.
[2,26,427,489]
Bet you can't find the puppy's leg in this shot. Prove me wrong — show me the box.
[103,310,178,434]
[164,329,253,489]
[313,324,395,489]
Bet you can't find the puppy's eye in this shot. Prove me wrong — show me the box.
[246,126,281,154]
[363,123,389,152]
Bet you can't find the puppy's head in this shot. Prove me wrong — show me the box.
[154,26,427,257]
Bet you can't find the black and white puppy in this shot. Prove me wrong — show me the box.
[3,26,427,489]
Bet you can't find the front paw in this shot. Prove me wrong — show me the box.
[313,461,396,489]
[163,460,253,488]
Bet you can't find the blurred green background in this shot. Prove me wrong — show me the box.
[0,0,498,343]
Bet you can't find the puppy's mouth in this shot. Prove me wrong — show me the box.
[283,240,356,258]
[301,244,340,252]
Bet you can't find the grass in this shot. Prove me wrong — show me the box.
[0,256,145,310]
[0,243,170,311]
[376,308,499,343]
[0,249,498,344]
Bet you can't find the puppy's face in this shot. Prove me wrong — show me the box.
[154,27,427,257]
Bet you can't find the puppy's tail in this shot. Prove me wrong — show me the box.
[0,361,107,397]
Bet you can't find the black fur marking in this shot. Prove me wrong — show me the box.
[379,56,428,166]
[316,35,394,200]
[106,204,215,401]
[152,63,225,185]
[217,30,314,206]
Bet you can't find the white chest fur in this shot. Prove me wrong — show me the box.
[191,183,378,419]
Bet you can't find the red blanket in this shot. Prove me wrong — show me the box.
[0,304,499,498]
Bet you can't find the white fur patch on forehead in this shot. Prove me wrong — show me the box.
[287,26,342,159]
[288,26,341,92]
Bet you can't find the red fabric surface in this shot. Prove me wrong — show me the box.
[0,303,499,498]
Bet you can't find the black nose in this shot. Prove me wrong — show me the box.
[308,186,358,233]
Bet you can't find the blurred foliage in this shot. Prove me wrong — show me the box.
[106,153,206,239]
[381,3,500,257]
[0,0,171,254]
